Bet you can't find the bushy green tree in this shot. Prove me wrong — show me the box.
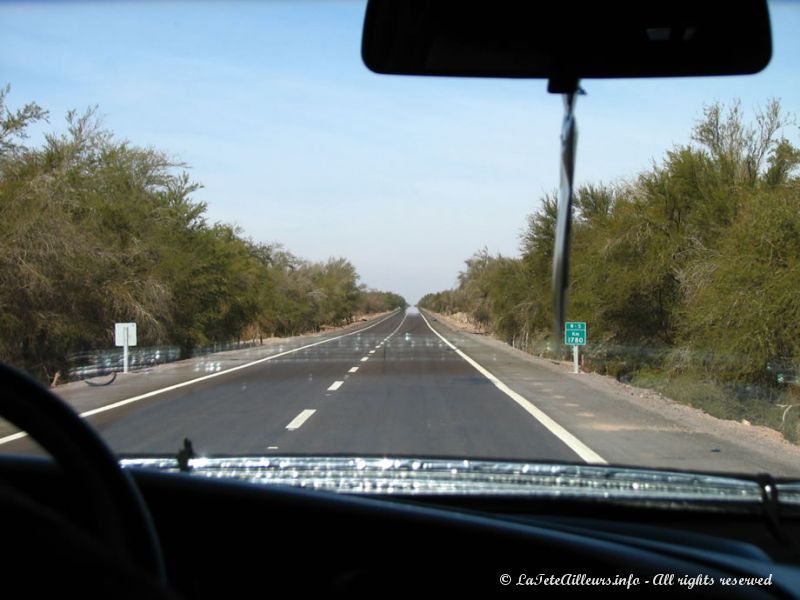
[422,98,800,389]
[0,88,405,382]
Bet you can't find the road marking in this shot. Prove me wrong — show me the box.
[0,310,406,446]
[327,380,344,391]
[419,311,606,465]
[267,446,279,450]
[286,409,316,431]
[360,356,369,362]
[0,432,28,444]
[369,350,375,354]
[388,312,408,337]
[348,367,359,373]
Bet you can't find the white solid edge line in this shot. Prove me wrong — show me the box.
[418,311,606,465]
[0,310,404,446]
[348,367,359,373]
[286,409,316,430]
[327,380,344,391]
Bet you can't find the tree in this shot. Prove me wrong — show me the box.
[0,84,48,157]
[0,88,406,382]
[421,98,800,388]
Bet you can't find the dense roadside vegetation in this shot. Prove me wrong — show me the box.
[420,99,800,442]
[0,87,406,383]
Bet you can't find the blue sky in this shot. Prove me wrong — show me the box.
[1,1,799,304]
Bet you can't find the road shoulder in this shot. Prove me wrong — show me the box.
[421,310,800,478]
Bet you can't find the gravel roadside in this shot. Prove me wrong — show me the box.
[424,309,800,477]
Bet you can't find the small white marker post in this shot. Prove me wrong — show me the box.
[115,323,137,374]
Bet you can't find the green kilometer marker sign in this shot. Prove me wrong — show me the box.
[565,321,587,346]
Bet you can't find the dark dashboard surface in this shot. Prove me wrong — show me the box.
[2,455,799,598]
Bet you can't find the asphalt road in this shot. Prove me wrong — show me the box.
[87,310,584,461]
[4,308,800,476]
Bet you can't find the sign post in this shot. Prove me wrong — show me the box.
[115,323,137,374]
[564,321,586,374]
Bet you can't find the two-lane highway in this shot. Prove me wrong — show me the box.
[5,308,800,476]
[84,309,594,461]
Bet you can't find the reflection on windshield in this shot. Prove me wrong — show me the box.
[0,1,799,480]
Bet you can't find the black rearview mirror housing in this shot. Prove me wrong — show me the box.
[362,0,771,81]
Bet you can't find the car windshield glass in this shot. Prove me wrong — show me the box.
[1,0,799,482]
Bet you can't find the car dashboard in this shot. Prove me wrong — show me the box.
[2,454,799,598]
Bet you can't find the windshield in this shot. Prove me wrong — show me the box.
[1,0,799,481]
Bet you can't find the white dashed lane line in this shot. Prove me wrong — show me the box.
[330,311,407,395]
[286,409,316,431]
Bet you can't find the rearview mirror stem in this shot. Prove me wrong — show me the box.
[552,84,582,340]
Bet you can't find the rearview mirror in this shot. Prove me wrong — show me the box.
[362,0,771,82]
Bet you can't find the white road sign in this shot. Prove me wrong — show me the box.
[115,322,137,347]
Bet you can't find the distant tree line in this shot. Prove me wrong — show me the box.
[420,99,800,438]
[0,86,406,383]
